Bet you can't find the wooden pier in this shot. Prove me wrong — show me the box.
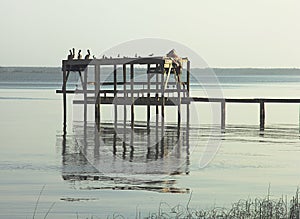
[58,55,190,134]
[57,55,300,132]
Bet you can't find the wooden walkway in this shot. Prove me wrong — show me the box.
[57,87,300,131]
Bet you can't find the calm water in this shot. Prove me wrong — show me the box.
[1,68,300,218]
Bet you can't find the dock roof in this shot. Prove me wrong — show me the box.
[62,56,189,70]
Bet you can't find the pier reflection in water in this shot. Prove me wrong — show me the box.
[60,121,191,193]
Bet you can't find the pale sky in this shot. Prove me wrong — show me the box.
[0,0,299,67]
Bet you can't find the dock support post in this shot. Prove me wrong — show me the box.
[155,65,159,150]
[62,67,67,133]
[161,67,165,138]
[176,73,181,135]
[186,61,191,174]
[130,64,134,148]
[299,104,300,133]
[95,65,100,124]
[130,64,134,128]
[260,100,265,131]
[147,64,151,133]
[83,68,88,122]
[123,64,127,153]
[186,60,190,130]
[221,100,226,130]
[114,65,117,130]
[155,65,159,146]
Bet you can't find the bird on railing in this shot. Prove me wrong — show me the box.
[67,50,73,60]
[84,49,90,59]
[77,50,82,59]
[72,48,75,59]
[67,48,75,60]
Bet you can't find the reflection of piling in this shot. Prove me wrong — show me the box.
[83,121,87,155]
[113,133,117,155]
[94,123,100,157]
[62,128,66,155]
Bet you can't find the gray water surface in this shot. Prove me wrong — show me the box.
[1,69,300,218]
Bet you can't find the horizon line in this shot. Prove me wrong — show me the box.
[1,65,300,70]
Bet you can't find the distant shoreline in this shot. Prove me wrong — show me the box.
[0,66,300,70]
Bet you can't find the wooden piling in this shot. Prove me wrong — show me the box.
[62,68,67,133]
[156,64,159,129]
[130,64,134,148]
[155,65,159,149]
[187,61,190,94]
[186,61,190,130]
[161,68,165,137]
[176,73,181,133]
[221,100,226,130]
[95,65,100,124]
[123,64,127,151]
[113,65,117,129]
[260,100,265,131]
[147,64,151,132]
[83,68,88,122]
[130,64,134,129]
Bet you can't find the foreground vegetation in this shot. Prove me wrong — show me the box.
[106,189,300,219]
[33,186,300,219]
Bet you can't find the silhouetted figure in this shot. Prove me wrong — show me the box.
[77,50,82,59]
[85,49,90,59]
[93,55,96,59]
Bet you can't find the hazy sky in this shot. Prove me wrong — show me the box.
[0,0,299,67]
